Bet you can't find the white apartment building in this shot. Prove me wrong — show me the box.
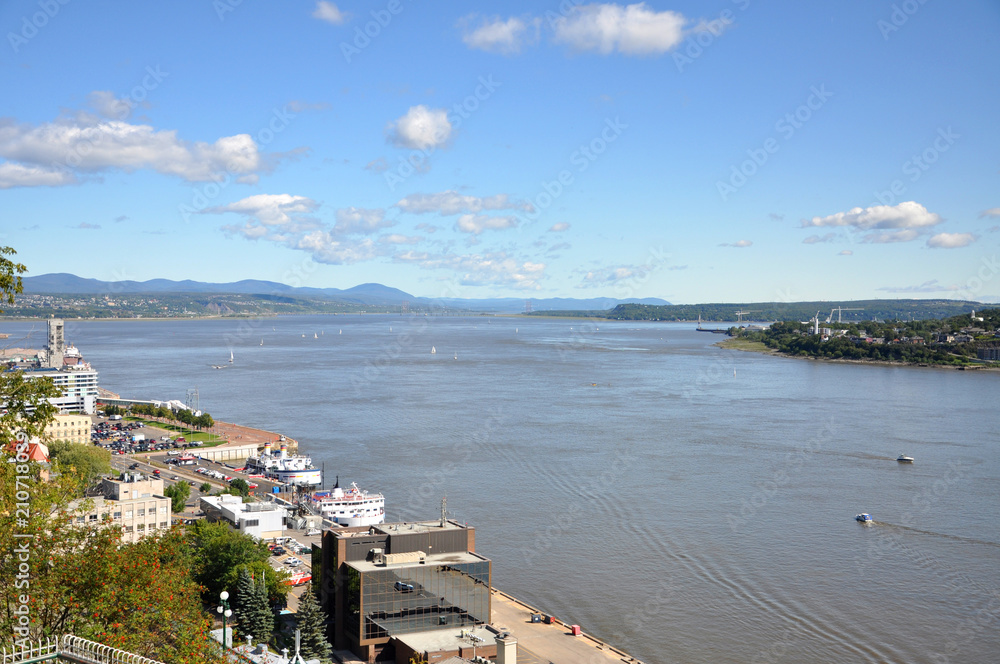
[70,473,172,544]
[200,494,286,539]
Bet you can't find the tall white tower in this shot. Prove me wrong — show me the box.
[46,318,65,368]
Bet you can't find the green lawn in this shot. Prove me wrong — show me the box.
[124,417,228,447]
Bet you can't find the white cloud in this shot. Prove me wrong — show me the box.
[802,201,941,231]
[927,232,976,249]
[333,207,393,234]
[75,222,101,230]
[548,222,570,232]
[455,214,519,235]
[552,3,687,55]
[387,106,452,151]
[461,15,538,54]
[978,207,1000,218]
[719,240,752,248]
[312,1,347,25]
[396,190,532,215]
[364,157,389,173]
[379,234,422,245]
[205,194,318,227]
[0,162,76,189]
[0,110,286,185]
[296,231,378,264]
[839,250,853,256]
[578,266,640,288]
[395,250,545,290]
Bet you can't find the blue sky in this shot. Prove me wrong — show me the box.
[2,0,999,303]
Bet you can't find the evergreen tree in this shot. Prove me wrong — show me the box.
[243,572,274,644]
[296,585,332,663]
[232,567,256,630]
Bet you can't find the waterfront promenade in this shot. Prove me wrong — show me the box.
[491,589,643,664]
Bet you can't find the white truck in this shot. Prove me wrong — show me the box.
[131,434,145,443]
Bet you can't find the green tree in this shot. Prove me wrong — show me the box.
[227,478,250,498]
[163,481,191,513]
[232,567,257,631]
[200,482,212,493]
[236,571,274,644]
[185,520,288,603]
[47,440,112,491]
[0,246,27,312]
[295,585,333,663]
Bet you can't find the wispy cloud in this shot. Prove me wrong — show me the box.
[312,1,347,25]
[333,207,393,235]
[548,222,570,232]
[74,222,101,230]
[978,207,1000,218]
[802,233,837,244]
[460,15,539,54]
[719,240,752,248]
[396,190,532,216]
[395,249,545,290]
[455,214,519,235]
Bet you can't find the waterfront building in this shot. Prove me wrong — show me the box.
[3,320,100,415]
[321,519,494,663]
[68,473,171,544]
[200,494,286,539]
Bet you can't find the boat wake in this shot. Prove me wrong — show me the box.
[873,521,1000,549]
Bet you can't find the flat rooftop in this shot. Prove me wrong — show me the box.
[394,625,496,655]
[346,550,488,573]
[336,519,469,539]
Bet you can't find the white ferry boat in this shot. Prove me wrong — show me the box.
[309,479,385,527]
[244,441,322,486]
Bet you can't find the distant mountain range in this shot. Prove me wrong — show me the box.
[20,273,671,313]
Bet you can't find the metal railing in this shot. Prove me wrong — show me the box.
[0,636,165,664]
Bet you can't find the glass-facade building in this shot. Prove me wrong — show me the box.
[346,555,492,644]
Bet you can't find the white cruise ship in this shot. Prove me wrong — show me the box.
[308,480,385,527]
[244,441,322,486]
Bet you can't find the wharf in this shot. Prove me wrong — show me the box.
[490,589,644,664]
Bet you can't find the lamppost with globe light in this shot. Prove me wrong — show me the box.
[217,591,232,648]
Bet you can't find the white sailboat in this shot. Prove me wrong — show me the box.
[314,333,318,339]
[229,350,234,364]
[431,346,436,354]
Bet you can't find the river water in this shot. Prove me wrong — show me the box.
[5,315,999,664]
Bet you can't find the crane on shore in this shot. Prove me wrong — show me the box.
[826,307,864,323]
[735,310,760,323]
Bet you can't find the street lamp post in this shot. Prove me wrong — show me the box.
[217,591,233,648]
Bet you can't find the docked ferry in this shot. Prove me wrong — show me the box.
[244,441,322,486]
[309,479,385,527]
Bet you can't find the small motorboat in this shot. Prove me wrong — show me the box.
[855,513,873,523]
[897,454,914,463]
